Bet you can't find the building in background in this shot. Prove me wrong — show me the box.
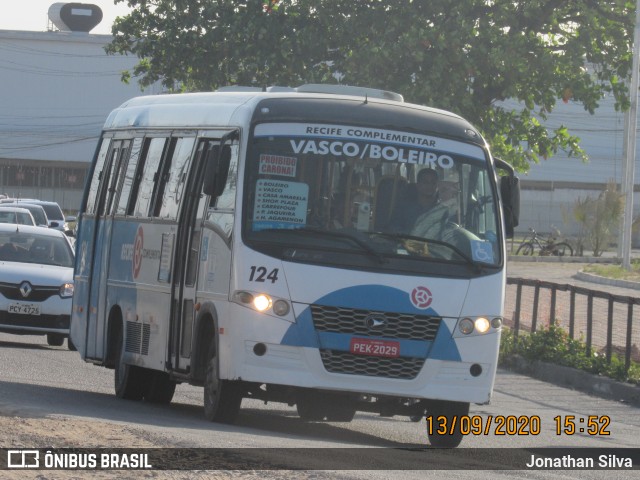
[512,94,638,240]
[0,3,161,211]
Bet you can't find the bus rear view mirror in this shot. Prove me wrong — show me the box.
[203,144,232,198]
[495,158,520,238]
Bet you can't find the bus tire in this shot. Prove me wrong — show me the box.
[204,343,242,423]
[144,371,176,404]
[46,333,64,346]
[114,331,146,401]
[426,400,469,448]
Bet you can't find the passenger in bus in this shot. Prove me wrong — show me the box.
[390,168,449,238]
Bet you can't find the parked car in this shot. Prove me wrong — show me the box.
[8,199,75,235]
[0,202,49,228]
[21,200,70,231]
[0,224,75,349]
[0,206,35,226]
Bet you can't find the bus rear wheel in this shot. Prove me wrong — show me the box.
[426,400,469,448]
[114,332,146,400]
[204,343,242,423]
[144,372,176,404]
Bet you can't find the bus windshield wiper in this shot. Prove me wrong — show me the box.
[372,232,483,273]
[259,227,387,264]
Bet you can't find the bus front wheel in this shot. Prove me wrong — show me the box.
[426,400,469,448]
[204,343,242,423]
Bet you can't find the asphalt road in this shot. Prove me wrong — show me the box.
[0,332,638,478]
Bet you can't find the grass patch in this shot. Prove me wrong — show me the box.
[499,323,640,385]
[582,262,640,282]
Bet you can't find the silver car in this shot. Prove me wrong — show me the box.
[0,224,75,349]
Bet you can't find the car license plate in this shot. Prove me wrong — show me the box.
[349,338,400,358]
[8,303,41,315]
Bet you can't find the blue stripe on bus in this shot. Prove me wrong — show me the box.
[281,284,461,361]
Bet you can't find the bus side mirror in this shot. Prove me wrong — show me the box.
[203,145,232,198]
[495,158,520,239]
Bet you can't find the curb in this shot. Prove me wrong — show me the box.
[501,356,640,407]
[574,271,640,291]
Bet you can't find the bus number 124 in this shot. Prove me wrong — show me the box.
[249,266,279,283]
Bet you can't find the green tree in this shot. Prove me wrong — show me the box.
[108,0,635,172]
[572,181,624,256]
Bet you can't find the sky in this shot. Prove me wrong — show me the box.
[0,1,131,35]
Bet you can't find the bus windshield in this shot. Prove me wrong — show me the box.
[243,122,501,273]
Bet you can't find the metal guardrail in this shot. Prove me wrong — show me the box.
[506,277,639,371]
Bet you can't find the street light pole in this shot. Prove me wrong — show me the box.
[621,0,640,270]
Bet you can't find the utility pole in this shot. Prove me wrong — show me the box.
[621,0,640,270]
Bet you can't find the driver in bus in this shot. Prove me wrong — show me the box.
[390,168,449,237]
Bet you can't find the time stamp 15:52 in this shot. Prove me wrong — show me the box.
[554,415,611,436]
[425,415,611,436]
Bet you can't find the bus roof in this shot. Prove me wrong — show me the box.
[102,88,484,146]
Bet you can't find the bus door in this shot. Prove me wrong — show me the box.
[168,139,219,372]
[84,139,131,359]
[168,135,238,373]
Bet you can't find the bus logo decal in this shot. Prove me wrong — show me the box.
[365,314,387,329]
[133,226,144,279]
[411,286,433,309]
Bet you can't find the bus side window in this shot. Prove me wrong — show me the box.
[157,137,196,219]
[116,138,143,215]
[104,140,131,216]
[133,137,167,217]
[95,140,131,218]
[150,138,178,217]
[85,138,111,214]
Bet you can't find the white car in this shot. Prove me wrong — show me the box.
[4,199,74,233]
[0,206,35,226]
[0,224,75,349]
[0,202,49,227]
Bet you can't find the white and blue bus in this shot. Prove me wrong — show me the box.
[70,85,519,447]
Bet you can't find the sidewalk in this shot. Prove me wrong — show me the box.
[504,256,640,407]
[507,256,640,296]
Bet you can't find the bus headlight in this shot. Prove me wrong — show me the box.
[60,283,74,298]
[253,294,272,312]
[456,316,501,336]
[475,317,491,334]
[232,290,292,319]
[458,318,474,335]
[273,299,290,316]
